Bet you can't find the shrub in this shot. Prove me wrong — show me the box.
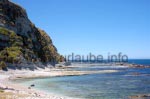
[0,89,4,93]
[0,47,22,63]
[0,27,9,36]
[0,61,6,70]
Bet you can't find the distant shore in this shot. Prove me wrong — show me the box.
[68,62,150,68]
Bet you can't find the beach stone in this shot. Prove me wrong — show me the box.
[30,84,35,87]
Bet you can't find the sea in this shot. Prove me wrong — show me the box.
[14,59,150,99]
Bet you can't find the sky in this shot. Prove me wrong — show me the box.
[11,0,150,59]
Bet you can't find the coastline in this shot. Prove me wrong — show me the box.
[0,66,118,99]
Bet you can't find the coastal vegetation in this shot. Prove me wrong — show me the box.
[0,0,64,69]
[0,61,6,70]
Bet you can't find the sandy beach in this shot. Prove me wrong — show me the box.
[0,66,118,99]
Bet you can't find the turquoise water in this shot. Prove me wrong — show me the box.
[14,65,150,99]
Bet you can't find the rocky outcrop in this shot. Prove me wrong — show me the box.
[129,94,150,99]
[0,0,64,69]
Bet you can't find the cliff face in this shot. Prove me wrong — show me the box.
[0,0,64,68]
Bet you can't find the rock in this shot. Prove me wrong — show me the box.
[131,72,141,76]
[129,94,150,99]
[0,0,64,69]
[30,84,35,87]
[64,62,71,66]
[28,87,31,89]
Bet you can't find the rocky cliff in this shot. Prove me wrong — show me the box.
[0,0,64,69]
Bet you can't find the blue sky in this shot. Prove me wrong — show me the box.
[12,0,150,59]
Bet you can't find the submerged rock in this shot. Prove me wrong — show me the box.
[30,84,35,87]
[129,94,150,99]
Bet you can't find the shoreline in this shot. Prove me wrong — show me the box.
[0,66,118,99]
[0,63,150,99]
